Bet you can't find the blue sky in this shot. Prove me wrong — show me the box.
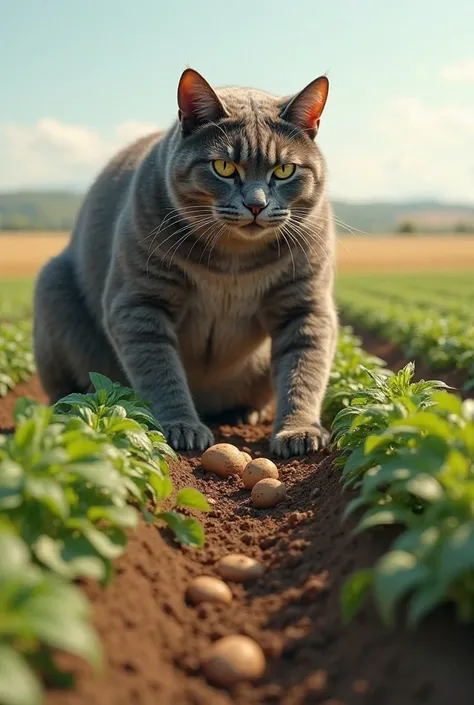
[1,0,473,202]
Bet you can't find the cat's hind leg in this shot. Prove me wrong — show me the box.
[33,253,125,403]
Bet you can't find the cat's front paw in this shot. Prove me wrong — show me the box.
[270,422,330,459]
[162,420,214,452]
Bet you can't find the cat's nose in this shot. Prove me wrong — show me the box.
[244,203,266,217]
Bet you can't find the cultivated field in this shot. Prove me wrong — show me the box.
[2,232,474,276]
[1,252,474,704]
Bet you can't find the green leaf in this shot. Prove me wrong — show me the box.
[0,645,42,705]
[26,477,69,519]
[148,471,173,502]
[82,526,126,560]
[354,506,414,534]
[373,551,430,626]
[158,511,206,547]
[404,474,444,503]
[407,582,446,627]
[174,488,211,512]
[341,569,373,624]
[88,505,138,528]
[89,372,116,394]
[0,532,30,576]
[26,598,102,667]
[438,523,474,586]
[33,535,106,580]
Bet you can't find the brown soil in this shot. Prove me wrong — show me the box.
[2,377,474,705]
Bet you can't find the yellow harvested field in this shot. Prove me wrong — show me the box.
[336,235,474,272]
[1,232,474,276]
[0,233,69,277]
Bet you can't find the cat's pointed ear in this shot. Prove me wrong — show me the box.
[177,69,227,135]
[279,76,329,139]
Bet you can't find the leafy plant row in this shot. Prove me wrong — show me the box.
[0,321,35,398]
[337,288,474,391]
[0,373,210,705]
[329,342,474,627]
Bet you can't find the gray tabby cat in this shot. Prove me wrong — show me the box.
[33,68,338,457]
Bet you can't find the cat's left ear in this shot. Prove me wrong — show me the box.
[279,76,329,139]
[177,68,228,136]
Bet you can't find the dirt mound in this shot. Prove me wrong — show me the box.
[2,379,474,705]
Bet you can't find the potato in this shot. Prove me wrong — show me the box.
[241,451,252,464]
[242,457,278,489]
[201,443,246,478]
[216,554,264,582]
[251,478,286,509]
[186,576,233,605]
[202,635,266,686]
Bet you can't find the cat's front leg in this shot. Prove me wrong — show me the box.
[263,286,338,459]
[104,290,214,451]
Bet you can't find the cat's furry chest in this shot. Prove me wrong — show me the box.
[177,269,275,383]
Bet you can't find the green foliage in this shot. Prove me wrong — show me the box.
[0,373,208,704]
[0,279,34,322]
[330,352,474,627]
[0,321,34,397]
[337,271,474,389]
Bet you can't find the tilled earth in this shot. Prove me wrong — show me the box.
[1,375,474,705]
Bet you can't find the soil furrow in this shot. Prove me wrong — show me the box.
[2,377,474,705]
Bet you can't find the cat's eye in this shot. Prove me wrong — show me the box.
[273,164,296,180]
[213,160,236,178]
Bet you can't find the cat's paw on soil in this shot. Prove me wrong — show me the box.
[270,423,330,458]
[162,420,214,451]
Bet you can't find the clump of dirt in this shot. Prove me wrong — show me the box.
[2,378,474,705]
[0,376,48,432]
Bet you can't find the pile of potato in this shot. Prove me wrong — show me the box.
[201,443,286,509]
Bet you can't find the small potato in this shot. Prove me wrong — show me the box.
[186,576,233,606]
[202,635,266,686]
[201,443,246,478]
[216,554,264,582]
[242,457,279,489]
[241,451,252,465]
[251,478,286,509]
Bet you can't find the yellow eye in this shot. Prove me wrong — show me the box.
[213,159,236,178]
[273,164,296,180]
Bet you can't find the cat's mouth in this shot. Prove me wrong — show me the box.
[241,222,265,233]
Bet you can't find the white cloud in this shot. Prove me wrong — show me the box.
[328,97,474,203]
[0,119,159,190]
[0,102,473,204]
[441,59,474,83]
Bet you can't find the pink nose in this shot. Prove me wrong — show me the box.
[249,205,264,217]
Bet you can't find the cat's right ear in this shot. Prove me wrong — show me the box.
[177,69,227,136]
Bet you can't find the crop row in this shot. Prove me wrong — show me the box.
[330,340,474,626]
[0,321,35,398]
[0,374,210,705]
[337,288,474,391]
[1,329,473,703]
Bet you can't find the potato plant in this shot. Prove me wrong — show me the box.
[0,321,34,397]
[333,359,474,626]
[0,373,209,705]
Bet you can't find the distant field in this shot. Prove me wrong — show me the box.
[0,233,69,276]
[1,232,474,276]
[336,234,474,272]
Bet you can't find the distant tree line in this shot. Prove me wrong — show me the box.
[397,220,474,235]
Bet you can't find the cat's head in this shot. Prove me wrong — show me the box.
[169,68,329,249]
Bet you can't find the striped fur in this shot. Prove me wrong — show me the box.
[33,69,338,457]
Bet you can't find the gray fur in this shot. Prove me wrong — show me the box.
[33,69,338,457]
